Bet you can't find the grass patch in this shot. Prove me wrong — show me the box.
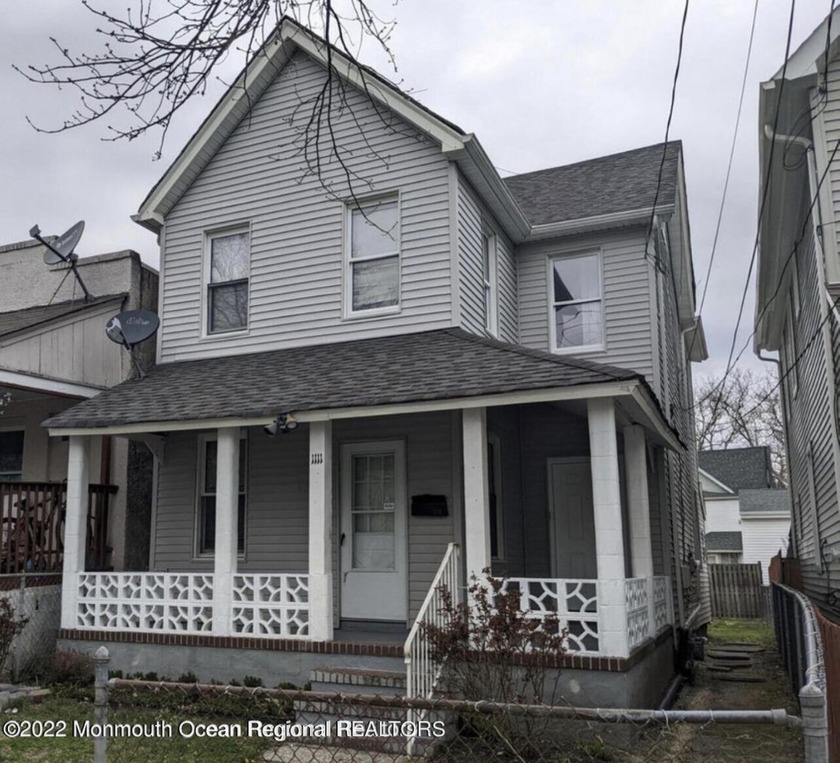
[0,696,278,763]
[708,618,775,648]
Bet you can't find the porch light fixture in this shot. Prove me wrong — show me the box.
[263,413,298,436]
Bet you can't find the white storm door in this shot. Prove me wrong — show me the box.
[340,441,407,621]
[548,458,597,579]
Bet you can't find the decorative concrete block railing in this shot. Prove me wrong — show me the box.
[76,573,214,634]
[652,575,671,633]
[624,577,650,652]
[232,574,310,638]
[501,577,601,654]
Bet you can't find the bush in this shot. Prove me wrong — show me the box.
[44,650,94,688]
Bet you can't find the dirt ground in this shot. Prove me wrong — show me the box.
[663,619,804,763]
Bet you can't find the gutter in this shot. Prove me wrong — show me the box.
[527,205,675,241]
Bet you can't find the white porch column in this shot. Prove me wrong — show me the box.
[623,424,654,579]
[462,408,491,581]
[308,421,333,641]
[61,436,96,630]
[587,399,629,658]
[212,427,239,636]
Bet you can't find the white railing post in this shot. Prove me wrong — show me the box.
[61,435,95,630]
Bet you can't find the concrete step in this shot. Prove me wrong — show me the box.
[310,666,406,697]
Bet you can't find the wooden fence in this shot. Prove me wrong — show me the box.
[709,563,765,618]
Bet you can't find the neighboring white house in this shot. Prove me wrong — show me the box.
[44,19,709,708]
[700,447,790,583]
[754,8,840,614]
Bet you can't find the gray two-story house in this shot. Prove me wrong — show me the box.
[47,19,708,707]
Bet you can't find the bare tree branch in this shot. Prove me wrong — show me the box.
[695,367,788,487]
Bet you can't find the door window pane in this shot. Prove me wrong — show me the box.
[351,454,396,570]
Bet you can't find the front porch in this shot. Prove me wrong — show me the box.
[57,398,677,667]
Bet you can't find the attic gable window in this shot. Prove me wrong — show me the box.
[549,252,603,352]
[206,229,249,334]
[346,196,400,315]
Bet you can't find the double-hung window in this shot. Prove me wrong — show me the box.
[206,229,249,334]
[347,196,400,314]
[197,434,247,555]
[483,230,498,336]
[550,252,603,352]
[0,430,24,481]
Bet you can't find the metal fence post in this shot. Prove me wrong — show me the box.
[94,646,110,763]
[12,576,25,681]
[800,683,829,763]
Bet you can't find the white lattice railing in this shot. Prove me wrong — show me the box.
[625,577,650,652]
[232,574,310,638]
[653,575,671,633]
[501,577,601,654]
[76,573,214,634]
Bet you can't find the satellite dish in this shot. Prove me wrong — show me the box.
[29,220,93,302]
[105,309,160,380]
[38,221,85,265]
[105,310,160,348]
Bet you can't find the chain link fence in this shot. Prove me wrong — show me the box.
[28,648,793,763]
[0,573,61,681]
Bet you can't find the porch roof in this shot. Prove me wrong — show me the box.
[44,329,679,447]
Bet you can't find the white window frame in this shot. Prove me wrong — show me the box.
[548,251,604,354]
[344,193,401,319]
[194,431,248,559]
[488,432,504,560]
[482,228,499,337]
[202,225,251,337]
[0,427,24,481]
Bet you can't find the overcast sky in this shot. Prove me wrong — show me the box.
[0,1,832,377]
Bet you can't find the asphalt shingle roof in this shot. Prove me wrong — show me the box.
[503,142,681,226]
[699,447,773,491]
[0,295,124,339]
[706,532,743,552]
[739,489,792,515]
[44,328,640,430]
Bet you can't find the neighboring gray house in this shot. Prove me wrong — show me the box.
[45,20,708,707]
[699,447,790,582]
[0,241,158,573]
[754,9,840,613]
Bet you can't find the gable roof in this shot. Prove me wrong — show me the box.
[699,447,773,491]
[0,295,126,340]
[44,328,661,433]
[504,142,681,226]
[706,531,743,552]
[739,489,791,516]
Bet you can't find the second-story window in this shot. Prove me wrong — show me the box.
[347,196,400,315]
[483,229,498,336]
[550,252,603,352]
[207,229,249,334]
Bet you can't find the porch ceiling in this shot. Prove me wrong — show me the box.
[43,328,680,448]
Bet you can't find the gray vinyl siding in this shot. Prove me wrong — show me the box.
[159,51,453,363]
[516,229,654,382]
[152,427,309,572]
[821,57,840,280]
[151,415,456,621]
[456,172,518,343]
[780,216,840,609]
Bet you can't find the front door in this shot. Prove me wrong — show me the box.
[548,458,597,578]
[340,441,407,621]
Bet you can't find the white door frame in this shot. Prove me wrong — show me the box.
[547,456,593,578]
[339,439,408,621]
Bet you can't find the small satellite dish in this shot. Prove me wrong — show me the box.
[105,310,160,348]
[105,309,160,379]
[38,221,85,265]
[29,220,92,302]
